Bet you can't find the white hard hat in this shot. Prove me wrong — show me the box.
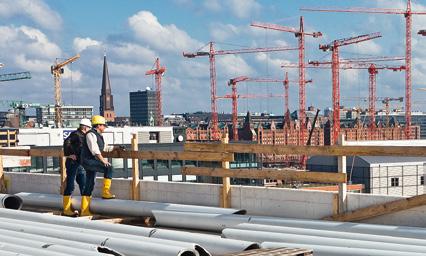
[79,118,92,127]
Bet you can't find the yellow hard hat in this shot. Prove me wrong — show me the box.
[91,115,106,125]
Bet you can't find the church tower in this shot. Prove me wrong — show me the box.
[99,54,115,122]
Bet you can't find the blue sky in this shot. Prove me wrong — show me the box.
[1,0,426,116]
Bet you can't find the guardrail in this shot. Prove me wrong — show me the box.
[1,133,426,220]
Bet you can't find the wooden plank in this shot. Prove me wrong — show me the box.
[184,143,426,157]
[59,157,66,195]
[0,151,5,193]
[337,134,347,214]
[324,193,426,222]
[182,167,347,183]
[131,134,140,201]
[221,134,231,208]
[104,150,234,162]
[0,148,232,162]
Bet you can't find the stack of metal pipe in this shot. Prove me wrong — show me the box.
[152,211,426,256]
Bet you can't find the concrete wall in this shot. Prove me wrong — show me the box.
[5,172,426,227]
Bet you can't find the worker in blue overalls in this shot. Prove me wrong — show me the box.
[80,115,122,216]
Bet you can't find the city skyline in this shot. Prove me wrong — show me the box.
[0,0,426,116]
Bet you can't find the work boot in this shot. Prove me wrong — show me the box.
[102,178,116,199]
[62,196,78,217]
[80,196,92,217]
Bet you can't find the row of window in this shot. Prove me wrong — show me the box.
[390,176,424,187]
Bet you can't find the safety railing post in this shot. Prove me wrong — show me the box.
[59,156,66,195]
[221,133,231,208]
[337,134,347,214]
[131,133,140,200]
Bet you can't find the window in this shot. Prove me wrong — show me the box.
[149,132,159,141]
[421,176,424,185]
[391,177,399,187]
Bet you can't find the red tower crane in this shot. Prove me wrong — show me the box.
[308,60,405,133]
[183,42,298,140]
[146,58,166,126]
[251,17,322,147]
[318,32,382,144]
[301,0,426,139]
[216,90,283,141]
[226,74,312,140]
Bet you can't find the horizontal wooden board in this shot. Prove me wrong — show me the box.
[0,148,233,162]
[184,143,426,156]
[182,167,346,183]
[324,193,426,222]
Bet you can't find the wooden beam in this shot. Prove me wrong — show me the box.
[182,167,347,184]
[59,157,66,195]
[337,134,347,214]
[104,150,234,162]
[0,151,5,193]
[131,134,140,201]
[184,143,426,157]
[221,133,231,208]
[324,193,426,222]
[0,148,233,162]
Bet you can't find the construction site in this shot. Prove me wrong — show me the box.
[2,0,426,255]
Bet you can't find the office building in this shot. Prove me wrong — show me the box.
[129,88,156,126]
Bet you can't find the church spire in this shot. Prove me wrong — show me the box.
[100,53,115,122]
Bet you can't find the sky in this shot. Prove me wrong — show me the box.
[1,0,426,117]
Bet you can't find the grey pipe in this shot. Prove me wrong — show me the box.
[232,223,426,247]
[0,194,22,209]
[261,242,426,256]
[0,241,75,256]
[0,207,153,237]
[153,210,249,231]
[222,229,426,254]
[0,226,122,255]
[0,233,106,256]
[150,229,260,255]
[152,210,426,240]
[0,208,254,256]
[0,250,33,256]
[16,192,246,216]
[0,217,199,256]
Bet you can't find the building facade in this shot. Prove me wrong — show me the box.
[307,156,426,196]
[129,89,156,126]
[36,105,93,128]
[99,55,115,122]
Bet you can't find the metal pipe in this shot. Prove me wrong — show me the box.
[0,217,198,256]
[0,207,153,237]
[0,241,74,256]
[222,229,426,254]
[0,194,22,209]
[0,225,122,256]
[153,210,250,231]
[0,208,255,256]
[150,229,260,255]
[0,250,33,256]
[0,233,107,256]
[16,192,246,216]
[232,223,426,247]
[152,210,426,240]
[261,242,426,256]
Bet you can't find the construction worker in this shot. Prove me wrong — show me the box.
[80,115,121,216]
[62,118,91,217]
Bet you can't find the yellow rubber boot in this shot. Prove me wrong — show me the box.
[102,178,116,199]
[80,196,92,217]
[62,196,78,217]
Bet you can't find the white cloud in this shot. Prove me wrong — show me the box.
[229,0,261,19]
[203,0,221,12]
[128,11,201,52]
[0,0,62,30]
[348,39,382,55]
[73,37,102,52]
[210,23,240,41]
[109,43,157,63]
[0,25,61,72]
[217,55,256,77]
